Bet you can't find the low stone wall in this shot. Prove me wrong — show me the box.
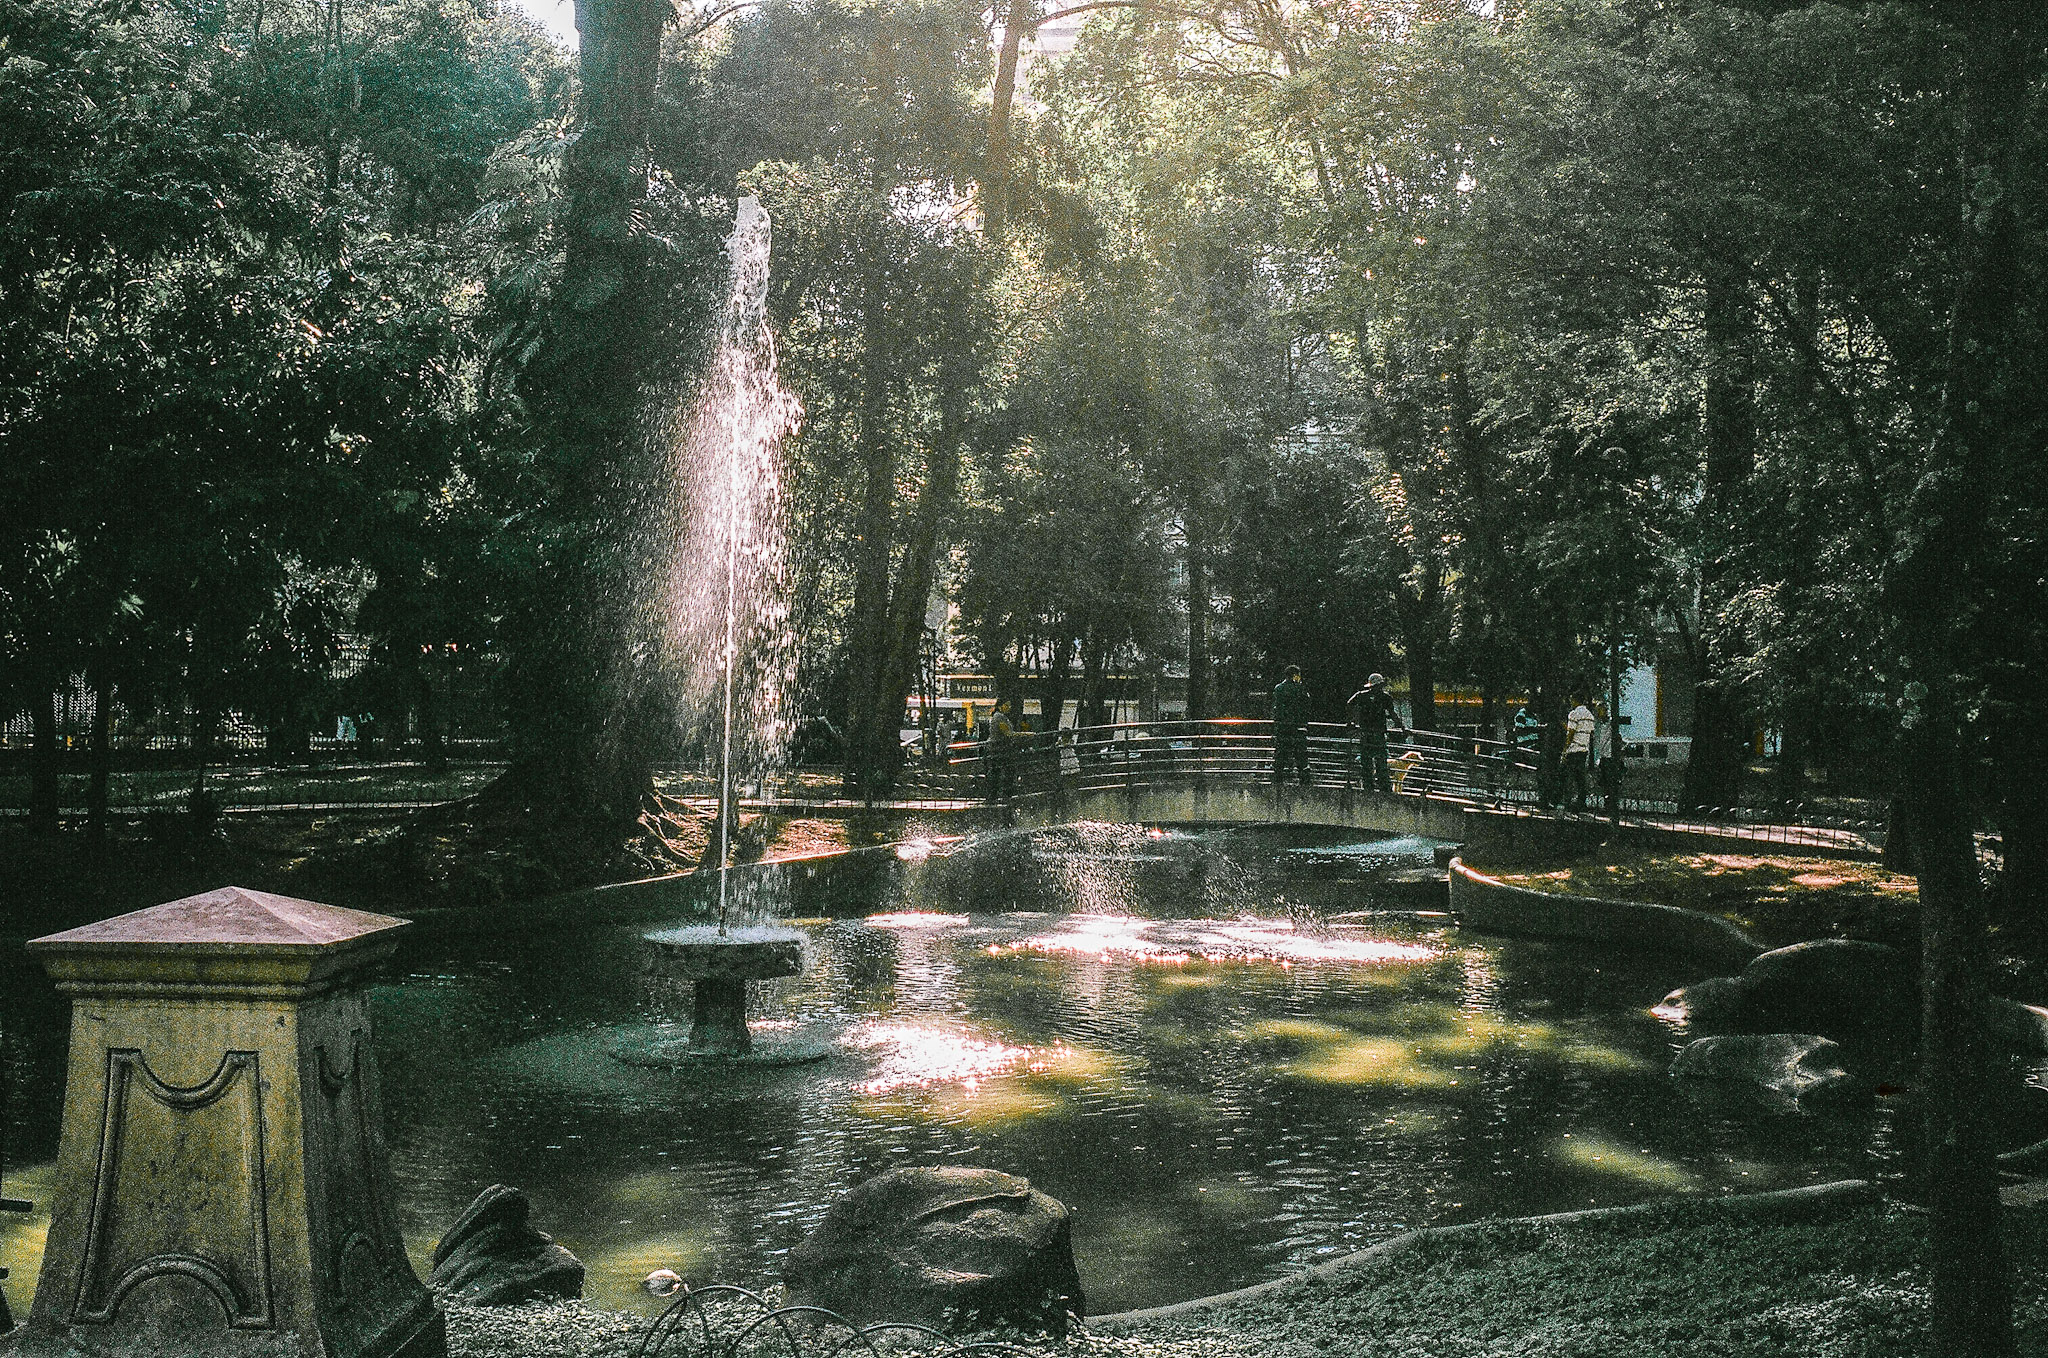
[1448,857,1765,969]
[404,841,912,939]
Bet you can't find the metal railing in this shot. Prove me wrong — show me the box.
[888,719,1885,851]
[0,759,506,818]
[892,719,1540,808]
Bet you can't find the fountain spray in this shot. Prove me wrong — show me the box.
[622,195,808,1062]
[660,193,800,935]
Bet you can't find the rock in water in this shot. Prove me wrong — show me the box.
[1739,940,1915,1031]
[1671,1033,1869,1107]
[1661,940,1915,1039]
[784,1167,1085,1334]
[1658,975,1749,1027]
[430,1185,586,1306]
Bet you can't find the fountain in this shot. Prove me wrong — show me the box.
[640,923,804,1057]
[618,193,816,1065]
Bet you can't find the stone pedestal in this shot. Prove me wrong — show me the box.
[7,887,442,1358]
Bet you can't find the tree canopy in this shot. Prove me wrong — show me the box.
[4,2,2045,1347]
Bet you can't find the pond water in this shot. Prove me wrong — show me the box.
[1,823,1899,1319]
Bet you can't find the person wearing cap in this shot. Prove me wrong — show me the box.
[1271,665,1311,785]
[1347,673,1408,793]
[986,697,1020,804]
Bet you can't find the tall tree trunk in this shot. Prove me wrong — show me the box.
[1080,632,1108,729]
[1908,706,2012,1355]
[1993,732,2048,948]
[1533,675,1563,809]
[1186,514,1211,722]
[1774,702,1807,812]
[1892,7,2040,1352]
[1040,632,1074,733]
[983,0,1032,245]
[1403,570,1440,732]
[1679,264,1757,812]
[1605,618,1623,823]
[863,439,963,793]
[416,658,448,773]
[843,253,900,795]
[1882,789,1917,873]
[502,0,673,824]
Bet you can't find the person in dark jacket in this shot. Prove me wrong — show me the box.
[986,698,1020,804]
[1347,673,1408,793]
[1271,666,1311,785]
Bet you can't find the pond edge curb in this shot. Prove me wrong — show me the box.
[1447,856,1766,969]
[1084,1178,1878,1330]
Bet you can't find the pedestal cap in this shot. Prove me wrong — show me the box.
[29,886,410,998]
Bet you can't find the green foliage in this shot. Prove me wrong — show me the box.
[0,0,570,785]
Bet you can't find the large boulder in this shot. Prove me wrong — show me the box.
[1739,940,1915,1031]
[429,1185,585,1306]
[784,1167,1084,1334]
[1671,1034,1868,1108]
[1658,940,1915,1039]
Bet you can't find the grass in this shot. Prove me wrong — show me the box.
[434,1201,2048,1358]
[1467,845,1919,951]
[1152,1198,2038,1358]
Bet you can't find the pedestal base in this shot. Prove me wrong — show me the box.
[1,1296,444,1358]
[607,1023,834,1069]
[22,889,440,1358]
[691,978,753,1056]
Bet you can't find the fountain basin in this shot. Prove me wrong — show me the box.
[644,924,805,981]
[635,924,813,1061]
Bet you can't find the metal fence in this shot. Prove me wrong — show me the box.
[0,758,506,817]
[892,719,1537,804]
[886,719,1885,851]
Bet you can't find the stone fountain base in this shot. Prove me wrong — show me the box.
[618,925,829,1065]
[609,1023,834,1069]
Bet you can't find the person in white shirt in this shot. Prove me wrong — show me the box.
[1563,696,1597,811]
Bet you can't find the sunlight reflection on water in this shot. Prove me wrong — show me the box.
[846,1020,1030,1093]
[992,913,1438,967]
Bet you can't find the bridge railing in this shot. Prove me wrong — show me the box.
[891,719,1541,806]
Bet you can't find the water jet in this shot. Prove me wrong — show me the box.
[616,194,818,1066]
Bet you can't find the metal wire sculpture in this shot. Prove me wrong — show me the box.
[632,1283,1057,1358]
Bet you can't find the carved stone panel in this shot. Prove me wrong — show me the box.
[72,1049,273,1329]
[305,1021,424,1358]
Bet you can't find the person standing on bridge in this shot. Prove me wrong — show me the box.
[1347,673,1408,793]
[986,698,1021,804]
[1271,666,1311,785]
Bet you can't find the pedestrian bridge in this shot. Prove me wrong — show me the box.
[895,719,1535,842]
[1008,777,1481,841]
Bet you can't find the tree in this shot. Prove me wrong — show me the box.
[662,0,999,793]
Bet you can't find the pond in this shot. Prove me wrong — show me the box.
[1,823,1898,1319]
